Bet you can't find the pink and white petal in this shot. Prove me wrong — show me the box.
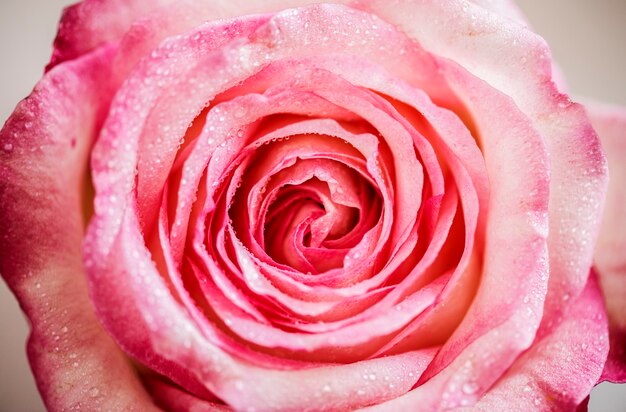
[468,0,530,26]
[0,46,157,411]
[220,348,436,411]
[363,0,608,325]
[464,0,568,91]
[468,273,609,411]
[588,102,626,382]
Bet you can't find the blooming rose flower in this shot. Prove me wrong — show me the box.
[1,0,625,410]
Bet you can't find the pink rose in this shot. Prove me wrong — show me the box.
[1,1,624,410]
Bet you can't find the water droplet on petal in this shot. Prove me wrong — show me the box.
[462,382,478,395]
[234,107,247,118]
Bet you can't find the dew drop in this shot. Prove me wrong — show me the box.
[462,382,478,395]
[234,107,247,118]
[3,143,13,152]
[89,387,100,397]
[322,384,332,393]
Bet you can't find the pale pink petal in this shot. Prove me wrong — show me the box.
[0,45,157,411]
[588,102,626,382]
[466,0,569,91]
[468,0,530,26]
[468,273,609,411]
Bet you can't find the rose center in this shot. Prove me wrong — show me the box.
[263,177,363,273]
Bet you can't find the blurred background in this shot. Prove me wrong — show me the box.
[1,0,625,410]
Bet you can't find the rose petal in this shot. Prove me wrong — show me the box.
[48,0,172,70]
[468,272,609,411]
[146,376,230,411]
[49,0,354,69]
[588,102,626,382]
[0,45,157,411]
[468,0,529,26]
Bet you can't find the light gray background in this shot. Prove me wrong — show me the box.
[0,1,624,411]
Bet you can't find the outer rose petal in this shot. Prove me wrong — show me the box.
[468,0,529,26]
[588,102,626,382]
[465,272,609,411]
[48,0,172,69]
[0,46,157,410]
[48,0,352,69]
